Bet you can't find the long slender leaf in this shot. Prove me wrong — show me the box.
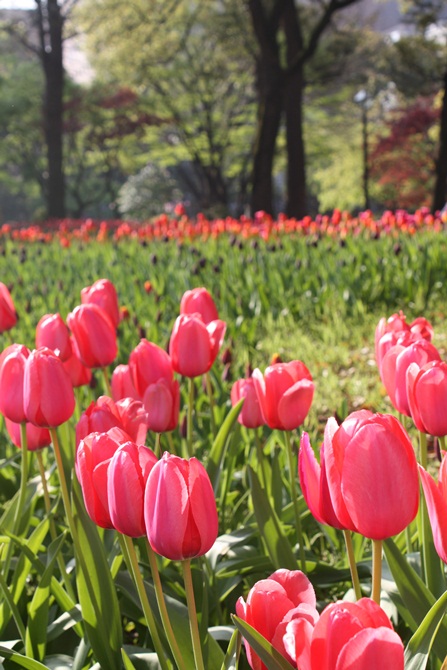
[404,589,447,670]
[207,398,244,492]
[0,647,48,669]
[232,616,296,670]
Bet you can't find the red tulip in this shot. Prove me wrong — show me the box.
[81,278,121,329]
[236,569,318,670]
[169,314,226,378]
[0,344,30,423]
[252,361,314,430]
[180,287,219,324]
[323,411,419,539]
[35,313,72,361]
[111,364,140,401]
[62,336,92,387]
[0,282,17,333]
[143,378,180,433]
[76,395,147,447]
[129,339,173,397]
[5,417,51,451]
[107,441,158,537]
[23,348,75,427]
[419,459,447,564]
[380,339,440,416]
[231,378,264,428]
[75,429,124,528]
[67,304,117,369]
[407,360,447,436]
[144,452,218,560]
[306,598,403,670]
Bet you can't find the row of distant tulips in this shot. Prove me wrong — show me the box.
[1,206,446,245]
[0,278,446,668]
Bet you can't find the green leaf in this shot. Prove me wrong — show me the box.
[404,588,447,670]
[0,647,49,669]
[207,398,244,493]
[71,478,123,670]
[232,616,296,670]
[25,533,66,661]
[248,466,297,571]
[219,627,240,670]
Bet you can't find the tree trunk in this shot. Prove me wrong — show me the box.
[432,69,447,212]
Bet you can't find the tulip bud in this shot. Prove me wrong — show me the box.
[231,378,264,429]
[144,452,218,560]
[76,395,147,447]
[180,287,219,324]
[36,313,72,361]
[81,278,120,329]
[5,417,51,451]
[62,336,93,387]
[129,339,173,397]
[67,303,117,369]
[111,364,140,402]
[0,344,30,423]
[169,314,226,378]
[143,378,180,433]
[0,282,18,333]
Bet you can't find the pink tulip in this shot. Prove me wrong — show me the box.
[380,339,440,416]
[111,364,140,401]
[35,313,72,361]
[407,360,447,436]
[323,411,419,539]
[5,417,51,451]
[180,287,219,324]
[169,313,226,378]
[252,361,314,430]
[0,282,17,333]
[375,311,433,370]
[129,339,173,397]
[81,278,121,329]
[0,344,30,423]
[62,336,92,387]
[67,303,117,369]
[76,395,147,447]
[107,441,158,537]
[144,452,218,560]
[419,459,447,564]
[236,569,318,670]
[143,378,180,433]
[231,378,264,428]
[23,348,75,427]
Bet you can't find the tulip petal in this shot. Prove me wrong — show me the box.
[335,627,404,670]
[277,379,314,430]
[299,433,326,526]
[419,464,447,564]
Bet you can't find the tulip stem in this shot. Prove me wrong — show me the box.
[371,540,383,604]
[101,366,112,396]
[50,427,76,539]
[439,435,446,457]
[145,540,188,670]
[187,378,194,458]
[205,372,216,438]
[167,431,177,456]
[419,431,428,469]
[182,559,205,670]
[343,530,362,601]
[284,431,306,571]
[119,535,170,670]
[3,423,29,579]
[155,433,161,458]
[255,430,268,490]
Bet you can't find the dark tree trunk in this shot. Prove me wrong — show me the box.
[433,69,447,212]
[37,0,66,219]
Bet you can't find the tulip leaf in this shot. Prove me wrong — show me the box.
[248,466,297,571]
[232,615,296,670]
[0,646,49,669]
[219,627,240,670]
[207,398,244,493]
[71,478,123,670]
[404,588,447,670]
[25,532,66,661]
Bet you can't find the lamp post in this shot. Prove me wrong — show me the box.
[354,89,371,211]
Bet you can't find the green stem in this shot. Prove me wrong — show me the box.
[283,431,306,571]
[187,378,194,458]
[343,530,362,601]
[155,433,161,458]
[3,423,29,578]
[439,435,446,456]
[255,430,267,491]
[145,540,187,670]
[101,366,112,396]
[50,427,76,539]
[167,431,177,456]
[205,371,216,438]
[405,524,413,556]
[371,539,383,604]
[182,559,205,670]
[419,431,428,469]
[119,535,170,670]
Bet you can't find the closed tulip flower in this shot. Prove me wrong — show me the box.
[0,344,30,423]
[81,278,121,329]
[231,378,264,429]
[35,313,72,361]
[407,360,447,437]
[169,313,226,378]
[375,311,433,369]
[111,364,140,401]
[143,378,180,433]
[62,336,92,387]
[419,458,447,564]
[252,361,314,431]
[0,282,18,333]
[180,287,219,324]
[23,347,75,427]
[67,303,117,369]
[76,395,147,447]
[323,411,419,539]
[236,569,318,670]
[5,417,51,451]
[144,452,218,560]
[108,441,158,537]
[129,339,173,397]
